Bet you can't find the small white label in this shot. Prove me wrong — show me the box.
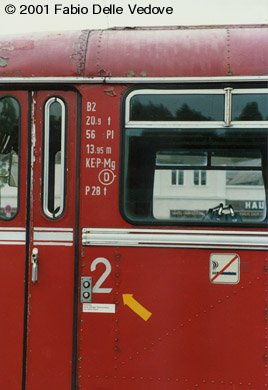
[210,253,240,284]
[83,303,115,313]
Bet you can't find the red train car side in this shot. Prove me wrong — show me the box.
[0,25,267,390]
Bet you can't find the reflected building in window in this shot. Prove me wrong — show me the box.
[153,166,266,222]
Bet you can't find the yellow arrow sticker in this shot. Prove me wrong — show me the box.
[122,294,152,321]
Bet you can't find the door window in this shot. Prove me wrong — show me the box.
[0,96,20,219]
[43,97,66,218]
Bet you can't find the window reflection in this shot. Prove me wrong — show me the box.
[153,168,265,222]
[0,96,19,219]
[130,94,225,121]
[123,128,267,224]
[123,89,268,226]
[232,94,268,121]
[43,97,66,219]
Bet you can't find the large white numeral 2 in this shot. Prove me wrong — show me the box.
[91,257,112,293]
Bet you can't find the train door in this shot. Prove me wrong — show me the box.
[0,91,28,389]
[24,90,78,389]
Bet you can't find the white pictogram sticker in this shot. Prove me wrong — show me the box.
[210,253,240,284]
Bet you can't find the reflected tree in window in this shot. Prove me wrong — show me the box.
[131,101,212,121]
[131,100,174,121]
[235,102,263,121]
[175,104,211,121]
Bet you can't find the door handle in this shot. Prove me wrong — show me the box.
[31,248,39,283]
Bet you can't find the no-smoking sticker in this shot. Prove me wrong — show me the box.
[210,253,240,284]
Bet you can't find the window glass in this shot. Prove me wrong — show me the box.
[211,151,262,166]
[0,96,19,219]
[201,170,207,185]
[171,170,184,186]
[122,128,267,225]
[232,94,268,121]
[178,170,184,185]
[130,94,225,121]
[156,151,207,166]
[153,168,265,222]
[193,170,200,185]
[43,98,66,218]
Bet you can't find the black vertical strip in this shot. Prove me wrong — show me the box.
[72,91,82,390]
[22,91,32,390]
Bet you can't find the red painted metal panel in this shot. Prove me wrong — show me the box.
[77,246,267,389]
[85,26,268,77]
[77,82,268,389]
[78,84,123,226]
[0,31,83,77]
[230,28,268,76]
[86,28,228,77]
[0,26,267,79]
